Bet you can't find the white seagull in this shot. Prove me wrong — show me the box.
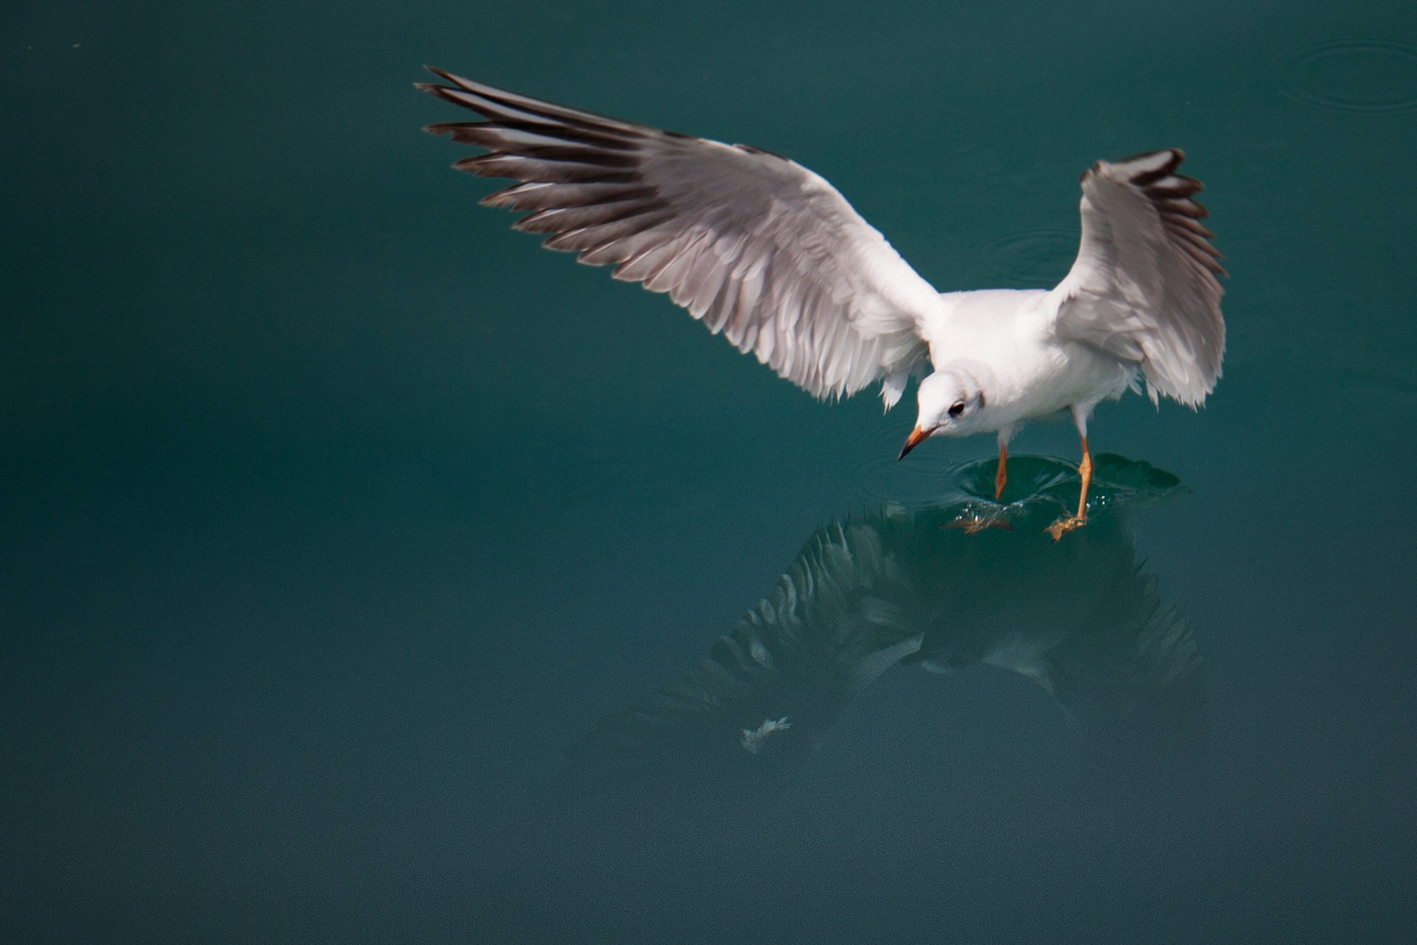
[418,70,1225,539]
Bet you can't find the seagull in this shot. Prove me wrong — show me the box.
[418,70,1225,539]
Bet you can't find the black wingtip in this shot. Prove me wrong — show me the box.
[417,66,456,92]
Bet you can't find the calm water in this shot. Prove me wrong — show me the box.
[4,2,1416,942]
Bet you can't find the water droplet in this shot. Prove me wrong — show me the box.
[1280,40,1417,113]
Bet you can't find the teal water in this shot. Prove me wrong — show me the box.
[3,2,1416,942]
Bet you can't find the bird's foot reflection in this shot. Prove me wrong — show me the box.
[1045,514,1089,541]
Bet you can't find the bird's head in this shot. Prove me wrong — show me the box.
[898,370,987,460]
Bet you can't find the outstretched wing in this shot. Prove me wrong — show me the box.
[1049,150,1225,406]
[419,70,942,405]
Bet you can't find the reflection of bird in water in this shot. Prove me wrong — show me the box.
[420,72,1225,538]
[551,455,1206,808]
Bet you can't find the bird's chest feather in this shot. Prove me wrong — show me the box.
[997,343,1130,422]
[985,346,1083,423]
[931,323,1067,420]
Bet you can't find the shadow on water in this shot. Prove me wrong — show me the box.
[530,455,1207,849]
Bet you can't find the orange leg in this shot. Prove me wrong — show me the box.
[994,443,1008,501]
[1045,436,1092,542]
[1074,437,1092,519]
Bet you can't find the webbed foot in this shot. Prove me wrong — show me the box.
[944,509,1014,535]
[1044,515,1087,542]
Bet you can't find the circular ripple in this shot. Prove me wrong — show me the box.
[1280,40,1417,113]
[981,229,1077,288]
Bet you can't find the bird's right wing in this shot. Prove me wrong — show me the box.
[420,70,944,406]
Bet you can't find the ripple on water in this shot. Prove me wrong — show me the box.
[1280,40,1417,113]
[980,229,1077,289]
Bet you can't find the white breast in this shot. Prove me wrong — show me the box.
[927,289,1133,429]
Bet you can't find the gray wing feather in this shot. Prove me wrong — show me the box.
[1050,150,1226,407]
[420,70,940,404]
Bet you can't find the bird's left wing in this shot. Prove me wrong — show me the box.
[419,70,943,405]
[1048,150,1225,407]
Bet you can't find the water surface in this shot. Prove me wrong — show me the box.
[3,2,1415,942]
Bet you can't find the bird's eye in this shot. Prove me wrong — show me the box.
[948,402,966,418]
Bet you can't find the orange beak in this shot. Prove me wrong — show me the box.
[898,426,930,460]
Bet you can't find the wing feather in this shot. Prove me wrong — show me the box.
[420,69,941,404]
[1050,150,1226,407]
